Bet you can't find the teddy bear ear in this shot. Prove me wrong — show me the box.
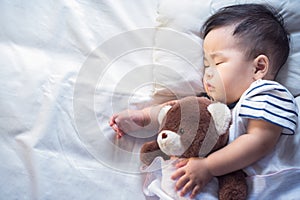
[207,102,231,135]
[157,105,172,125]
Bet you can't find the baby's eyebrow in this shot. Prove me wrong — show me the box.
[204,52,224,62]
[204,52,224,61]
[210,52,224,59]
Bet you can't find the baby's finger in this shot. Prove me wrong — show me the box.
[175,159,188,168]
[175,175,189,191]
[190,185,201,199]
[116,129,125,139]
[180,181,195,197]
[171,168,185,180]
[109,115,117,126]
[116,133,122,139]
[111,124,119,132]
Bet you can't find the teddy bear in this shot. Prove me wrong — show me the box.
[140,96,247,200]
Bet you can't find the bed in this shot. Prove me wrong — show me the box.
[1,0,300,199]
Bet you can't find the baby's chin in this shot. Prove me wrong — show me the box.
[206,93,226,103]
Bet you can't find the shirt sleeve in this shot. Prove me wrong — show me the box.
[238,81,298,135]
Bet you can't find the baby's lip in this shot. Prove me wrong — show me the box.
[206,82,213,88]
[205,82,214,90]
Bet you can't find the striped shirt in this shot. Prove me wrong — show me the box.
[238,80,298,135]
[229,79,299,176]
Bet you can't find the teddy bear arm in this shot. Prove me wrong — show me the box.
[140,141,170,166]
[217,170,248,200]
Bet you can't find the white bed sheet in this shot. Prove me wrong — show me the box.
[0,1,159,199]
[1,1,300,200]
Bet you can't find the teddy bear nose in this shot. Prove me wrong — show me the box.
[161,132,168,139]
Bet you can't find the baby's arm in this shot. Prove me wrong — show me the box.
[109,100,178,138]
[205,119,282,176]
[172,118,282,198]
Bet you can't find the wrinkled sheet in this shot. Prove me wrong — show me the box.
[1,1,300,200]
[0,1,159,199]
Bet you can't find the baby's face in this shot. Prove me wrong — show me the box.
[203,25,255,105]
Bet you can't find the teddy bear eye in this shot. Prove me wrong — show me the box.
[179,128,185,135]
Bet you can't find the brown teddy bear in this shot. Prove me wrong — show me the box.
[140,96,247,200]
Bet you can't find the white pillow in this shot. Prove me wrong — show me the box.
[153,0,300,99]
[152,0,211,101]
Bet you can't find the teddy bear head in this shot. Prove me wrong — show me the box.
[156,96,231,159]
[140,96,232,165]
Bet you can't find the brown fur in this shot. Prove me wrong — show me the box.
[140,96,247,199]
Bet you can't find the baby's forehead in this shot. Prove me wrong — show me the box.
[203,24,240,45]
[203,25,243,53]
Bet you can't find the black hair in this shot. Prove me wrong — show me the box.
[201,4,290,78]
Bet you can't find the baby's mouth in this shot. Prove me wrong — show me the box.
[205,81,214,92]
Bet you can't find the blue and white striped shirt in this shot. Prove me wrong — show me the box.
[238,80,298,135]
[229,79,299,177]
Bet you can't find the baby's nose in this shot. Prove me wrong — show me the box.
[204,66,214,78]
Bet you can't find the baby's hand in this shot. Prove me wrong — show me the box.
[109,109,148,139]
[171,157,213,198]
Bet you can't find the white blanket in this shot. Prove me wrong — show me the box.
[1,1,300,200]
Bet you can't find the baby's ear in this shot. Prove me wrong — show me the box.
[157,105,172,125]
[207,102,231,135]
[253,54,269,80]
